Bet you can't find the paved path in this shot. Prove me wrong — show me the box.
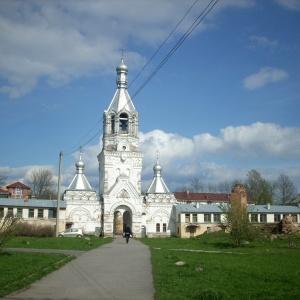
[4,238,155,300]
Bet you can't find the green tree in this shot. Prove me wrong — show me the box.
[275,174,297,204]
[25,168,55,199]
[244,170,273,204]
[222,184,251,247]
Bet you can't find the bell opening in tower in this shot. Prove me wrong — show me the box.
[119,113,128,134]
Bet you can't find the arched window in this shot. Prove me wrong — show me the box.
[119,113,128,133]
[111,115,115,133]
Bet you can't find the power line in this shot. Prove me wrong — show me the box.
[128,0,200,89]
[62,0,219,156]
[131,0,218,99]
[64,119,102,155]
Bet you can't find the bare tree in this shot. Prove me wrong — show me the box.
[0,212,20,252]
[174,185,190,192]
[0,175,7,187]
[206,183,217,193]
[276,174,297,204]
[25,168,55,199]
[216,180,240,193]
[190,178,204,193]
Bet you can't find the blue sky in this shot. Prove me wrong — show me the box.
[1,0,300,194]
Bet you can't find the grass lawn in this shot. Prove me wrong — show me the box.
[4,235,113,251]
[0,236,113,298]
[0,251,74,298]
[140,232,300,300]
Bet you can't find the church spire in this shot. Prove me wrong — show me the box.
[106,57,135,114]
[67,153,93,191]
[146,152,171,194]
[102,57,139,152]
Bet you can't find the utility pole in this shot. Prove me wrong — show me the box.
[55,151,63,237]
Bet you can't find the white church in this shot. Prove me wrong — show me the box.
[63,58,177,238]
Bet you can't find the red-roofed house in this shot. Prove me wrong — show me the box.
[5,182,31,199]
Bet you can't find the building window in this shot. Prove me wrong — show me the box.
[119,113,128,133]
[251,214,258,223]
[14,187,23,197]
[28,208,34,218]
[185,214,190,223]
[163,223,167,232]
[178,214,180,222]
[274,214,281,222]
[17,208,23,218]
[156,223,160,232]
[0,208,4,218]
[38,209,44,219]
[204,214,211,222]
[7,207,13,216]
[213,214,221,223]
[260,214,267,223]
[291,215,297,223]
[48,209,56,218]
[192,214,197,222]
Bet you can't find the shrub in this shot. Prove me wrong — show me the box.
[18,222,55,237]
[0,213,20,251]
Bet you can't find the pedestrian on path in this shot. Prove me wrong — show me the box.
[124,225,132,243]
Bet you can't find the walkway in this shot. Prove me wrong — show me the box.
[4,237,155,300]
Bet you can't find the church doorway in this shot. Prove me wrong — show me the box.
[113,206,132,235]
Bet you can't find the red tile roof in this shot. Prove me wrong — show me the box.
[6,181,31,190]
[174,192,230,202]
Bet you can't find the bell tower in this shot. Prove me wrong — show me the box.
[98,58,144,237]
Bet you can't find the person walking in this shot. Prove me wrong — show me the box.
[124,225,132,243]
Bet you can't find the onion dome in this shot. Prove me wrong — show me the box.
[116,58,128,73]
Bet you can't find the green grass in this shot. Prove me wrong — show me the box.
[0,236,113,298]
[140,232,300,300]
[0,251,74,298]
[4,235,113,251]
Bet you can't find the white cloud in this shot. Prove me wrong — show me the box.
[96,123,300,190]
[250,35,278,48]
[274,0,300,11]
[0,0,255,98]
[1,122,300,192]
[243,67,288,90]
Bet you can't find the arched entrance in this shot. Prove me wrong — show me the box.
[113,206,132,235]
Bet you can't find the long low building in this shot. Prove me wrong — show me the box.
[1,195,300,238]
[174,203,300,238]
[0,198,66,231]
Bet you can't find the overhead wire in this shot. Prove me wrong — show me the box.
[128,0,200,89]
[131,0,218,100]
[62,0,219,157]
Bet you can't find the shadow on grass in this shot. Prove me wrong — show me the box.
[0,251,12,256]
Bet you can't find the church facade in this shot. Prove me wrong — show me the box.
[63,58,176,238]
